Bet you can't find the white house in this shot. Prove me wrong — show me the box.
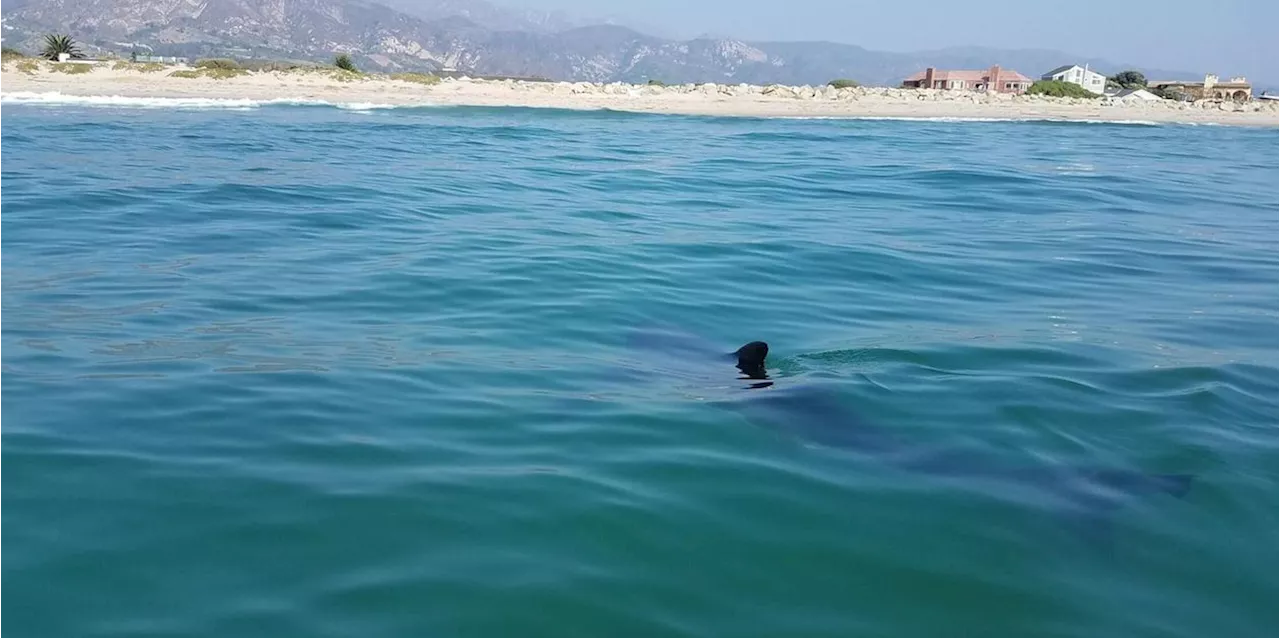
[1041,64,1107,95]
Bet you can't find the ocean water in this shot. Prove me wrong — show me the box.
[2,100,1276,638]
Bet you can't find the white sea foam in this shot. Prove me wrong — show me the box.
[1060,118,1161,126]
[0,92,410,110]
[333,102,402,111]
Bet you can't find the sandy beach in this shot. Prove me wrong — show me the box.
[4,61,1278,126]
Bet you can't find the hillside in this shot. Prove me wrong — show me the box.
[0,0,1200,85]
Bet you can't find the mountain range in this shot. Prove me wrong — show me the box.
[0,0,1202,86]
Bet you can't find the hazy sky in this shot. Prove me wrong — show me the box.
[500,0,1278,82]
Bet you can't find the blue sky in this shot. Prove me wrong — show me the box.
[500,0,1279,82]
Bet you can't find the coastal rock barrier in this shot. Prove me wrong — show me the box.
[439,76,1279,113]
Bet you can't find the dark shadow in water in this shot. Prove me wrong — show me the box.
[625,324,1197,551]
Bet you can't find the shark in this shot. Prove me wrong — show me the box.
[624,326,1195,547]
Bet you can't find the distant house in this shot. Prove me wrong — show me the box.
[135,55,189,65]
[901,65,1033,94]
[55,53,104,65]
[1041,64,1106,95]
[1148,74,1252,101]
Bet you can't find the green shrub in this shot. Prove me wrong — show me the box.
[240,59,313,72]
[1108,70,1147,90]
[1152,86,1189,101]
[1,47,26,60]
[113,61,166,72]
[334,53,357,72]
[329,68,365,82]
[827,78,859,89]
[391,72,440,85]
[1026,80,1098,98]
[646,79,666,86]
[170,67,248,79]
[195,58,240,70]
[50,62,92,74]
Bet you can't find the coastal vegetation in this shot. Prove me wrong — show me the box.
[827,78,859,88]
[195,58,240,70]
[241,60,316,72]
[40,34,83,61]
[647,79,666,86]
[391,72,441,85]
[112,61,167,72]
[179,59,257,78]
[329,69,365,82]
[334,53,357,72]
[1152,85,1191,101]
[13,58,41,73]
[170,67,249,79]
[50,62,92,74]
[1026,80,1097,98]
[1108,70,1147,90]
[0,46,24,70]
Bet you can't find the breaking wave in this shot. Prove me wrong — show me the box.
[0,91,414,111]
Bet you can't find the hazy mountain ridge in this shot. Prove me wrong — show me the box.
[0,0,1202,85]
[373,0,580,34]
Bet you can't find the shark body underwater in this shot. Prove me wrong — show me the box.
[625,326,1195,546]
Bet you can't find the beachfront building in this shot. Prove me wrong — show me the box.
[135,55,190,64]
[1041,64,1107,95]
[901,66,1032,94]
[1148,74,1252,101]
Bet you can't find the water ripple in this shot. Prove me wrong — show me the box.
[2,104,1276,638]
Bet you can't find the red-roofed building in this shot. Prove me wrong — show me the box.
[901,65,1033,94]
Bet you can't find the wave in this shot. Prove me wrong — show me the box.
[0,92,416,111]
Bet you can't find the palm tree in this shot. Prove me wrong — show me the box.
[41,34,83,61]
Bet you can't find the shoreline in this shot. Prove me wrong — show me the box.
[4,63,1278,127]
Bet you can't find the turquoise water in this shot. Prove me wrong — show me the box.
[3,103,1276,637]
